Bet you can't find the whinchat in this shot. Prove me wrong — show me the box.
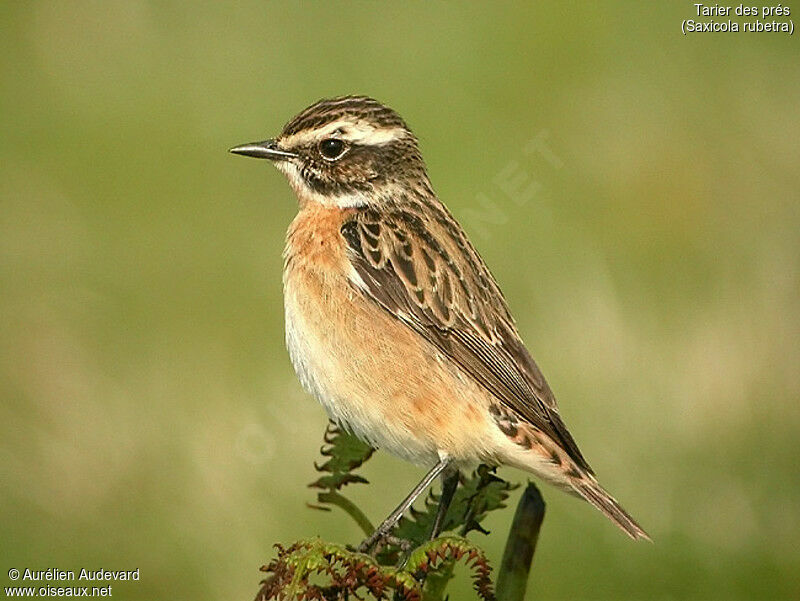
[231,96,649,548]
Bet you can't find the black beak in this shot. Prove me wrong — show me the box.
[229,139,297,160]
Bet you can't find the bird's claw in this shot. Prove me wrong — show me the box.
[358,529,413,556]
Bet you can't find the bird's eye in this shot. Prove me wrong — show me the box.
[318,138,346,160]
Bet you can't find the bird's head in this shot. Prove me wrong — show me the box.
[231,96,431,208]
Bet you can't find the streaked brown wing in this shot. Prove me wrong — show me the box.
[340,203,593,473]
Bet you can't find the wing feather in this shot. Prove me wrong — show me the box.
[340,204,592,473]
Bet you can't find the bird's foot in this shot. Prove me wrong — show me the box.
[358,527,412,556]
[383,535,413,553]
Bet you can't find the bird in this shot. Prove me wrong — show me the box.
[230,95,650,549]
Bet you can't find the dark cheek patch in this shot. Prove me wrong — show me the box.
[301,151,376,196]
[297,139,414,196]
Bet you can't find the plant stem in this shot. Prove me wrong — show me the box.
[317,491,375,536]
[495,482,546,601]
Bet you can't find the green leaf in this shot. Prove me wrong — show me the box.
[307,423,378,535]
[256,536,497,601]
[457,465,519,536]
[388,465,518,551]
[308,422,374,492]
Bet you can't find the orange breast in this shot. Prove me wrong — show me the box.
[284,203,353,273]
[282,203,496,465]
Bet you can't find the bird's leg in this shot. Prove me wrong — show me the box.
[359,457,450,553]
[429,467,459,539]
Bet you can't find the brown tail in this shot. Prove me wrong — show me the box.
[571,477,651,541]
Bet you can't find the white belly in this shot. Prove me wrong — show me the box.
[283,283,343,424]
[282,276,439,465]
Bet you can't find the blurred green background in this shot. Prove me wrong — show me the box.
[1,2,798,599]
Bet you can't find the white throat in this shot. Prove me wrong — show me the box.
[275,161,369,208]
